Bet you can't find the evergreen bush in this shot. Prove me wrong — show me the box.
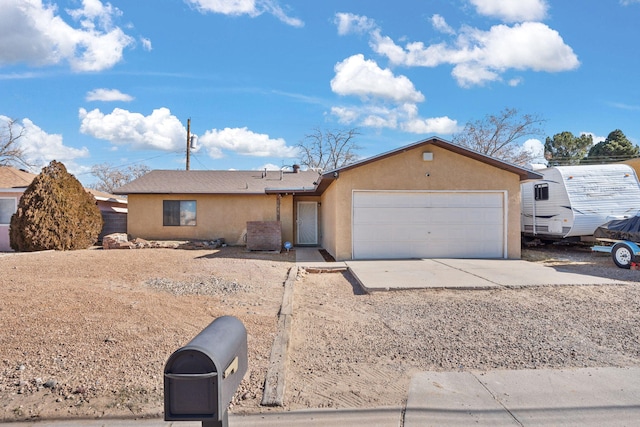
[10,160,103,251]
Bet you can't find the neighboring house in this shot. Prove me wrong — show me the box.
[0,167,37,252]
[86,189,129,241]
[115,138,542,261]
[0,166,128,251]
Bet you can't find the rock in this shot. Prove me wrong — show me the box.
[102,233,132,249]
[44,379,57,388]
[131,238,151,248]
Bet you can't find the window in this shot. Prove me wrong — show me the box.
[163,200,196,226]
[534,183,549,201]
[0,198,16,225]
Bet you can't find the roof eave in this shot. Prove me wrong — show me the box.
[265,187,318,194]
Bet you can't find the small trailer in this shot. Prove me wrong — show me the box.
[592,240,640,269]
[521,164,640,241]
[592,215,640,268]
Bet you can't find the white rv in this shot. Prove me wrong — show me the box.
[521,164,640,240]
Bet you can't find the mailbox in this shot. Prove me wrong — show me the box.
[164,316,248,427]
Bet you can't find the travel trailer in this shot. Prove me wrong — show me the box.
[521,164,640,240]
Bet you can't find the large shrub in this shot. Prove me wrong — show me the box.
[10,161,103,251]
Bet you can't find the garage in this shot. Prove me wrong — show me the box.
[352,190,506,260]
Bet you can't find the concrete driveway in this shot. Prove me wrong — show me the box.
[293,248,628,291]
[344,258,626,291]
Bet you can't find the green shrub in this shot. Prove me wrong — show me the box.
[10,160,103,251]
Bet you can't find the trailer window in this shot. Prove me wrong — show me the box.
[534,183,549,201]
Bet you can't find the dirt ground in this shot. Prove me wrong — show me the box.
[1,243,639,422]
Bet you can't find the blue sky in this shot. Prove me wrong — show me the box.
[2,0,640,186]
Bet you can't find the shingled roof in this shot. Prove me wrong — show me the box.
[0,166,37,189]
[113,169,321,195]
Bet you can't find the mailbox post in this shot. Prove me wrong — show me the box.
[164,316,248,427]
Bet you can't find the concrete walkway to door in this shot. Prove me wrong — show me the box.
[294,248,629,291]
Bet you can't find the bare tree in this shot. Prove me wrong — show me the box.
[297,128,361,171]
[89,163,150,194]
[452,108,545,165]
[0,118,32,169]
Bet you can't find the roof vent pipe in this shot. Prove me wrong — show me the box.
[293,164,300,173]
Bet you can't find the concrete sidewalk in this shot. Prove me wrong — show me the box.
[3,367,639,426]
[406,367,640,426]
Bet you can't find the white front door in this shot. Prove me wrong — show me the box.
[296,201,318,245]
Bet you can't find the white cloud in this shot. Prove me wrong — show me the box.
[431,14,455,35]
[470,0,548,22]
[330,103,459,135]
[198,127,298,158]
[262,1,303,27]
[256,163,282,171]
[329,106,359,125]
[402,116,459,134]
[371,22,579,87]
[335,13,377,35]
[0,115,89,173]
[0,0,134,72]
[508,77,523,87]
[186,0,303,27]
[581,132,605,144]
[521,138,545,163]
[78,107,186,151]
[608,101,640,111]
[328,55,458,135]
[78,107,298,159]
[331,54,425,103]
[140,37,152,51]
[186,0,258,15]
[621,0,640,4]
[86,88,134,102]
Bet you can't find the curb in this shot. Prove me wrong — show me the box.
[260,266,297,406]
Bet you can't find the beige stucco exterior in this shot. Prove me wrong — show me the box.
[316,144,523,261]
[121,139,532,260]
[126,193,295,245]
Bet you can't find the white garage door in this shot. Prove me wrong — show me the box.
[352,191,506,259]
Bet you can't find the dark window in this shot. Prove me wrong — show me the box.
[0,198,16,225]
[534,183,549,201]
[163,200,196,226]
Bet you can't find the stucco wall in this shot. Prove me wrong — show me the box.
[126,193,294,245]
[319,187,338,257]
[321,144,522,261]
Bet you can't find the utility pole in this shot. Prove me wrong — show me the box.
[186,118,191,171]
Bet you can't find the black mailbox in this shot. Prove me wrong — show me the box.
[164,316,248,427]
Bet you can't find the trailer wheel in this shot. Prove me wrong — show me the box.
[612,243,634,269]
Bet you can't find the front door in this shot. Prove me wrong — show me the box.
[296,201,318,245]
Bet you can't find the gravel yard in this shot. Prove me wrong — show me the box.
[0,243,639,421]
